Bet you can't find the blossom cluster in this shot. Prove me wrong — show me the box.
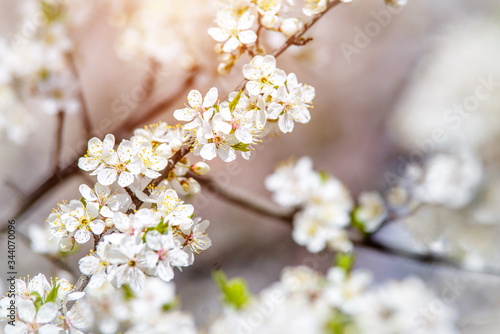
[174,55,315,161]
[42,121,212,291]
[209,0,353,74]
[108,0,213,71]
[266,156,387,253]
[0,274,90,334]
[209,260,459,334]
[0,0,81,144]
[79,278,197,333]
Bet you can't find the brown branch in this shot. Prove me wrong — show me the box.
[53,111,65,173]
[193,172,296,222]
[67,52,93,139]
[19,1,346,299]
[0,73,196,232]
[231,0,342,94]
[193,175,500,277]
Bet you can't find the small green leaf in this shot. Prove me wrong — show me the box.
[326,311,352,334]
[40,0,63,23]
[122,284,135,301]
[155,217,169,234]
[30,292,43,311]
[318,171,329,183]
[212,270,251,309]
[161,298,178,312]
[232,142,250,152]
[229,90,243,113]
[45,284,59,303]
[350,207,367,235]
[80,197,87,206]
[334,252,356,273]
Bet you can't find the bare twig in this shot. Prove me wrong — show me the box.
[67,52,93,139]
[192,174,500,276]
[53,111,65,173]
[1,73,196,232]
[232,0,342,94]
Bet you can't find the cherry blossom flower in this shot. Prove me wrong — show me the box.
[61,200,105,244]
[208,12,257,53]
[145,230,190,282]
[242,55,286,96]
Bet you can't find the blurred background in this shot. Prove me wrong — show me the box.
[1,0,500,333]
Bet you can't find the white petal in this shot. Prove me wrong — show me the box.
[78,256,100,275]
[74,229,91,244]
[217,145,236,162]
[97,168,117,186]
[89,220,105,234]
[173,107,197,122]
[238,30,257,44]
[78,157,99,171]
[18,300,36,323]
[88,270,107,288]
[117,172,135,187]
[238,12,255,30]
[223,36,240,53]
[245,81,261,96]
[200,143,217,160]
[203,87,218,108]
[79,184,97,201]
[103,134,115,148]
[187,90,202,108]
[235,128,253,144]
[279,113,294,133]
[145,230,162,251]
[242,62,261,80]
[157,261,174,282]
[207,27,229,42]
[117,140,134,162]
[38,325,62,334]
[100,206,114,218]
[36,302,58,324]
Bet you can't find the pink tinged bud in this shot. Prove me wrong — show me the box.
[191,162,210,176]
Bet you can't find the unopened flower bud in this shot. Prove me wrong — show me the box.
[170,138,183,151]
[280,18,303,38]
[218,62,233,75]
[156,143,173,158]
[385,0,407,7]
[262,13,278,29]
[60,236,75,252]
[191,161,210,175]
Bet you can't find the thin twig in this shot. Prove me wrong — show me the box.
[0,73,196,232]
[193,172,297,222]
[67,52,93,139]
[53,110,65,173]
[231,0,342,94]
[192,175,500,276]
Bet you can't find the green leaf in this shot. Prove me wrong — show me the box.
[155,217,169,234]
[122,284,135,301]
[318,171,329,183]
[326,311,352,334]
[80,197,87,206]
[232,142,250,152]
[30,292,43,311]
[45,284,59,303]
[228,90,243,113]
[350,207,367,235]
[161,298,178,312]
[212,270,251,309]
[39,0,63,23]
[334,252,356,273]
